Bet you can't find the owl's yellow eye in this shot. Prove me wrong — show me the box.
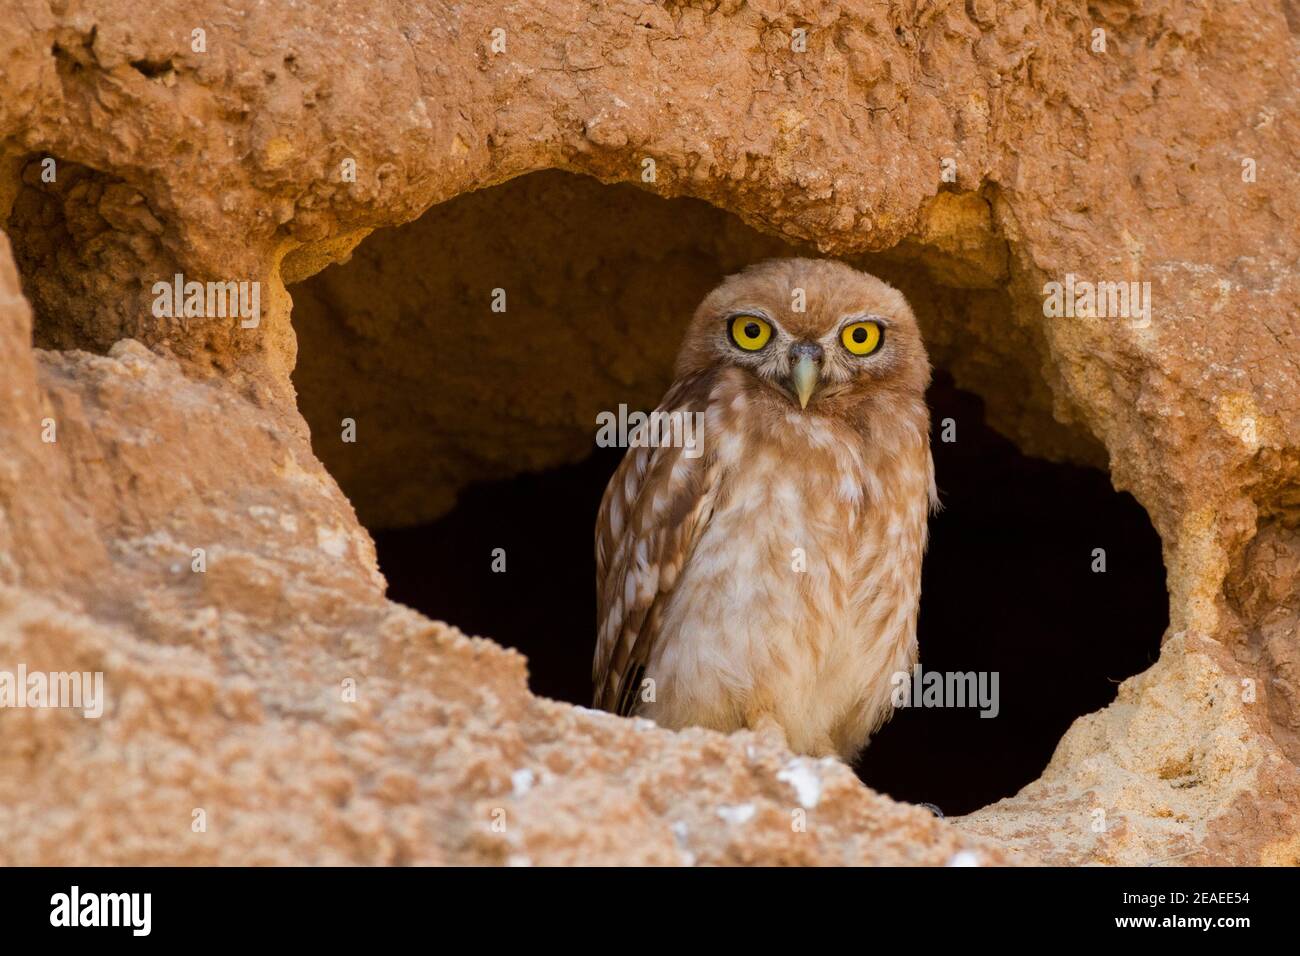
[729,315,772,351]
[840,320,883,356]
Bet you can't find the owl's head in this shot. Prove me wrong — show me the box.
[675,258,930,413]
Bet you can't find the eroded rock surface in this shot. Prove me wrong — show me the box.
[1,0,1298,864]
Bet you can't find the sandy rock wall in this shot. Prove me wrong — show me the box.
[0,0,1297,864]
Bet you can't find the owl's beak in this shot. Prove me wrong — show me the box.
[790,351,821,410]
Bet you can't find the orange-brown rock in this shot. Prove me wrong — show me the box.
[0,0,1297,864]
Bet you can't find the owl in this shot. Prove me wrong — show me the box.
[592,258,936,761]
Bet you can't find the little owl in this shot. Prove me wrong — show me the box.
[592,258,936,761]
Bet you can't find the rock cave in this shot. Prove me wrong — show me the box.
[0,1,1296,866]
[288,170,1170,818]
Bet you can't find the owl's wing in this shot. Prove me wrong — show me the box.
[593,370,721,716]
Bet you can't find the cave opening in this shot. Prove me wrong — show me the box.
[287,170,1168,816]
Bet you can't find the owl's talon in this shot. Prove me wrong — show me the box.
[746,713,790,752]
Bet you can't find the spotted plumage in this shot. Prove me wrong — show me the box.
[593,258,936,761]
